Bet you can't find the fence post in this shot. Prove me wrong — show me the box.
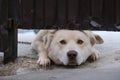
[3,0,17,64]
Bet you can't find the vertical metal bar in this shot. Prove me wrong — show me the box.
[54,0,58,25]
[0,25,8,52]
[43,0,46,27]
[0,26,2,51]
[78,0,81,23]
[19,0,24,27]
[89,0,92,16]
[32,0,36,28]
[65,0,68,24]
[4,0,17,64]
[4,19,17,64]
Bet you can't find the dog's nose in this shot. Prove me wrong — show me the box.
[67,50,77,59]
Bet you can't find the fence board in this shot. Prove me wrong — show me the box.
[12,0,119,29]
[1,0,120,29]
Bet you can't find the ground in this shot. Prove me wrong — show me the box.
[0,30,120,80]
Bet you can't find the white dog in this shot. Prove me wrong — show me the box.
[31,30,103,66]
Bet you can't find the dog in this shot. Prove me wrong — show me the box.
[31,30,104,66]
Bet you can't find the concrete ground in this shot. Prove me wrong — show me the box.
[0,30,120,80]
[0,67,120,80]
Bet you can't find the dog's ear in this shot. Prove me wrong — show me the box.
[83,31,104,46]
[94,34,104,44]
[42,30,57,49]
[90,34,104,46]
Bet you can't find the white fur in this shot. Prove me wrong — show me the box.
[31,30,103,66]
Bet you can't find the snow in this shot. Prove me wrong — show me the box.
[18,29,36,42]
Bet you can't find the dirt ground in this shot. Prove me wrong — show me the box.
[0,55,103,76]
[0,57,39,76]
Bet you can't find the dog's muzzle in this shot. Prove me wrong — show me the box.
[67,50,77,65]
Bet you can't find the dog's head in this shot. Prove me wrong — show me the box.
[47,30,103,65]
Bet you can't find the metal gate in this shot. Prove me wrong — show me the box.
[18,0,120,30]
[0,0,120,63]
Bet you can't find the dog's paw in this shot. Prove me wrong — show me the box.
[87,53,99,62]
[37,57,51,67]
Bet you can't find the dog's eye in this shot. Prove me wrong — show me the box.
[77,39,83,44]
[60,40,66,45]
